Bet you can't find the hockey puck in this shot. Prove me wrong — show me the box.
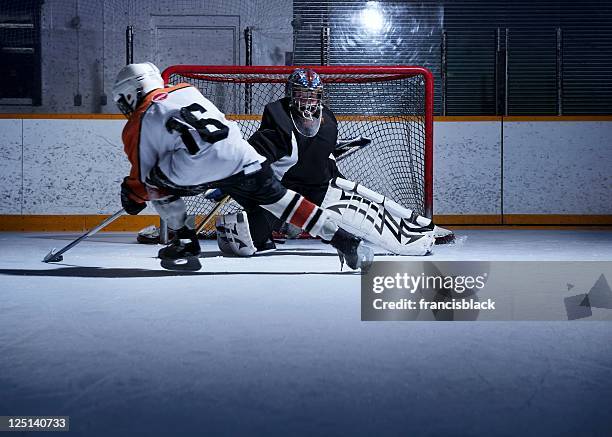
[160,256,202,271]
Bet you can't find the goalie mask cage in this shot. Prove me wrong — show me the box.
[161,65,433,235]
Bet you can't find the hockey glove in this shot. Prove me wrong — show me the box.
[121,182,146,215]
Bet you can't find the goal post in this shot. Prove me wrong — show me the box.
[161,65,434,236]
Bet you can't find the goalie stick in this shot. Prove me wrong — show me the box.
[195,194,232,236]
[43,208,126,262]
[333,136,372,161]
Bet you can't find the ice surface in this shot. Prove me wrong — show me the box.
[1,230,612,436]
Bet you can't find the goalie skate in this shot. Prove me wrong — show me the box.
[402,219,454,245]
[433,225,455,244]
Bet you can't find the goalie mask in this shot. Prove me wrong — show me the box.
[112,62,164,117]
[286,68,323,137]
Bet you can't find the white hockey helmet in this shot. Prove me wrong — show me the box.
[112,62,164,116]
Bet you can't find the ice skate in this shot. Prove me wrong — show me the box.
[158,226,201,259]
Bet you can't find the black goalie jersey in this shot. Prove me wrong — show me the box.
[248,97,342,205]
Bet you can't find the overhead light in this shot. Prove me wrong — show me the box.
[360,1,385,33]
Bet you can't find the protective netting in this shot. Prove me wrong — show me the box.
[165,66,431,236]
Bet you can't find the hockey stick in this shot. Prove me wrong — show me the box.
[43,208,126,262]
[333,136,372,161]
[195,194,231,236]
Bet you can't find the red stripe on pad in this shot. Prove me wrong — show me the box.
[289,199,317,229]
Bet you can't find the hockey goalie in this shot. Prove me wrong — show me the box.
[211,68,453,257]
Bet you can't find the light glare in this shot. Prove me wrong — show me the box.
[360,2,384,33]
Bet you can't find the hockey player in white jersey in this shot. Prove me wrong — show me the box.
[112,62,373,269]
[214,68,452,257]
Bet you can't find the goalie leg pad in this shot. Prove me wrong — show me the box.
[321,181,434,256]
[328,177,455,243]
[330,177,433,228]
[215,212,257,257]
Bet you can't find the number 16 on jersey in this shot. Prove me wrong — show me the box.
[166,103,230,155]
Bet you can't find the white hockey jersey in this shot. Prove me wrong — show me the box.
[122,84,265,201]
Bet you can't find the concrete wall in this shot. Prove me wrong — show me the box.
[0,0,293,114]
[1,118,610,217]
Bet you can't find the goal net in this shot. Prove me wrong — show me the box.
[161,65,433,236]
